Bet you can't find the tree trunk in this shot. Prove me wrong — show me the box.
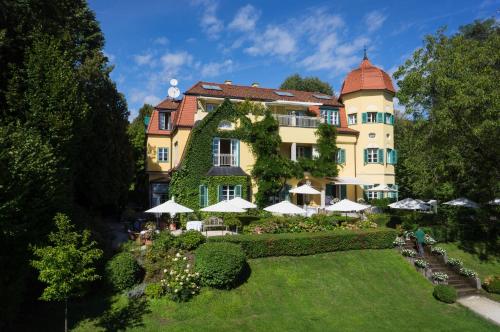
[64,298,68,332]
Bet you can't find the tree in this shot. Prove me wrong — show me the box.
[128,104,154,207]
[280,74,334,95]
[32,214,102,332]
[394,19,500,202]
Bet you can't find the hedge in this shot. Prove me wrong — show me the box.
[208,229,397,258]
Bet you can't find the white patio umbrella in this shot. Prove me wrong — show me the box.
[365,184,397,192]
[325,199,370,212]
[264,200,306,215]
[443,197,479,209]
[388,198,430,211]
[200,200,246,213]
[289,183,321,195]
[145,197,194,215]
[488,198,500,206]
[228,197,257,209]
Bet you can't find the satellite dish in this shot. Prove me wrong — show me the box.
[170,78,178,87]
[168,86,180,99]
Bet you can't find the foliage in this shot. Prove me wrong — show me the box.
[208,229,397,258]
[459,267,478,278]
[394,19,500,203]
[143,232,176,282]
[401,249,417,257]
[244,214,355,234]
[161,251,200,301]
[414,259,429,269]
[280,74,334,95]
[433,285,457,303]
[393,237,405,247]
[195,242,247,289]
[175,230,206,251]
[144,282,164,299]
[432,272,449,282]
[106,252,142,291]
[298,123,339,178]
[367,213,391,227]
[483,276,500,294]
[127,104,153,207]
[432,247,446,256]
[202,175,250,206]
[31,214,103,301]
[424,234,436,245]
[447,258,463,268]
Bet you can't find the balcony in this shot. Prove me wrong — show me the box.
[273,114,321,128]
[213,153,237,167]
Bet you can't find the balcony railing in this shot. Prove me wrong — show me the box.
[213,153,237,167]
[273,114,321,128]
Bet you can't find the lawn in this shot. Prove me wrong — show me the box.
[73,249,497,332]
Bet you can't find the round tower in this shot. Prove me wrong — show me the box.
[339,53,397,200]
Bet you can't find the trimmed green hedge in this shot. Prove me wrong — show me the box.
[208,229,397,258]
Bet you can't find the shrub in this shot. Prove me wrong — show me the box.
[152,231,176,251]
[209,229,397,258]
[431,247,446,256]
[433,285,457,303]
[414,259,429,269]
[432,272,449,282]
[355,220,378,229]
[162,251,200,301]
[446,258,463,268]
[175,230,206,250]
[401,249,417,257]
[367,213,390,227]
[126,283,146,299]
[483,275,500,294]
[145,282,165,299]
[195,242,246,288]
[106,252,142,291]
[393,237,405,247]
[424,234,436,245]
[459,267,478,278]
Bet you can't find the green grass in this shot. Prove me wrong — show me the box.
[73,250,497,332]
[438,242,500,301]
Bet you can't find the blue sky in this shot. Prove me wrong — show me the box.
[88,0,499,119]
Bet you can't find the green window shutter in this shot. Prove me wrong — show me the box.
[362,112,367,123]
[378,149,384,164]
[235,185,242,198]
[199,185,208,207]
[212,138,220,166]
[217,185,222,202]
[377,112,384,123]
[340,185,347,199]
[394,149,398,164]
[390,114,395,125]
[341,149,346,164]
[364,149,368,165]
[387,149,392,164]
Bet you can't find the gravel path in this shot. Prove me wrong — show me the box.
[458,295,500,326]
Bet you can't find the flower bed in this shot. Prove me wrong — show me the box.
[209,229,397,258]
[459,267,478,278]
[393,237,405,247]
[414,259,429,269]
[401,249,417,257]
[446,258,463,268]
[432,272,449,283]
[431,247,447,256]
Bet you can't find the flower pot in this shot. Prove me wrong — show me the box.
[169,223,177,231]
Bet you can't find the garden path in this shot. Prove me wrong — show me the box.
[458,295,500,326]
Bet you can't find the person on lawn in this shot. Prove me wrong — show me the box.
[415,227,425,257]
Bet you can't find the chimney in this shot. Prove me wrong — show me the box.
[224,80,232,85]
[251,82,259,88]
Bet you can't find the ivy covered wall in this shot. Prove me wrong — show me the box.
[202,175,250,206]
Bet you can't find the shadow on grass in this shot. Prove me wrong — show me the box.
[97,297,151,331]
[233,261,252,289]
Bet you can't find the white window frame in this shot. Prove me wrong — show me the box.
[221,185,236,201]
[158,147,169,162]
[367,112,377,123]
[321,109,340,126]
[367,148,378,163]
[348,113,357,125]
[159,112,171,130]
[296,146,312,159]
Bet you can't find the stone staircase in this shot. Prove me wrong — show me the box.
[403,239,478,297]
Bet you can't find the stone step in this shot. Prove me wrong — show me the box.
[449,282,473,288]
[457,289,478,297]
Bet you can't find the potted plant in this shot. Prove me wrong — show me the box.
[432,272,449,285]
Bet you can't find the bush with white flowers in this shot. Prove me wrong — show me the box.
[401,249,417,257]
[393,237,406,247]
[431,247,446,256]
[432,272,449,282]
[414,259,429,269]
[161,251,200,302]
[446,258,463,268]
[459,267,478,278]
[424,234,436,245]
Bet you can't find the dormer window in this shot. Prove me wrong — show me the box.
[159,111,172,130]
[206,103,218,112]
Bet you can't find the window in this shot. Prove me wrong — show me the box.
[368,133,376,139]
[296,145,312,159]
[274,91,294,97]
[159,112,171,130]
[367,112,377,123]
[199,185,208,207]
[385,113,394,125]
[313,94,333,100]
[364,184,379,200]
[157,147,169,162]
[325,184,347,204]
[387,149,398,165]
[206,103,218,112]
[218,185,242,201]
[202,84,222,90]
[367,148,378,163]
[212,138,239,166]
[348,113,357,125]
[151,183,168,207]
[320,109,340,126]
[218,120,232,129]
[336,148,346,164]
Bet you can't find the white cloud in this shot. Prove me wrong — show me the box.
[196,0,223,39]
[364,10,387,32]
[134,52,154,66]
[154,37,169,45]
[201,59,234,77]
[144,95,161,106]
[229,4,260,32]
[130,90,161,106]
[161,51,194,74]
[245,26,296,56]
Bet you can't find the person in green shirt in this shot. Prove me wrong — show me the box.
[415,228,426,257]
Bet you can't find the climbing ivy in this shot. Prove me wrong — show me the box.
[298,123,339,178]
[202,176,250,206]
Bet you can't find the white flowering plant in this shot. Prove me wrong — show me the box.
[431,247,446,256]
[161,251,200,302]
[424,234,436,245]
[447,258,463,268]
[401,249,417,257]
[393,237,406,247]
[403,231,415,239]
[459,267,478,278]
[432,272,449,282]
[414,259,429,269]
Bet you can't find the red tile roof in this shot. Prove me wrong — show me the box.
[156,98,181,110]
[340,58,395,98]
[174,95,197,127]
[147,109,172,135]
[185,81,342,107]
